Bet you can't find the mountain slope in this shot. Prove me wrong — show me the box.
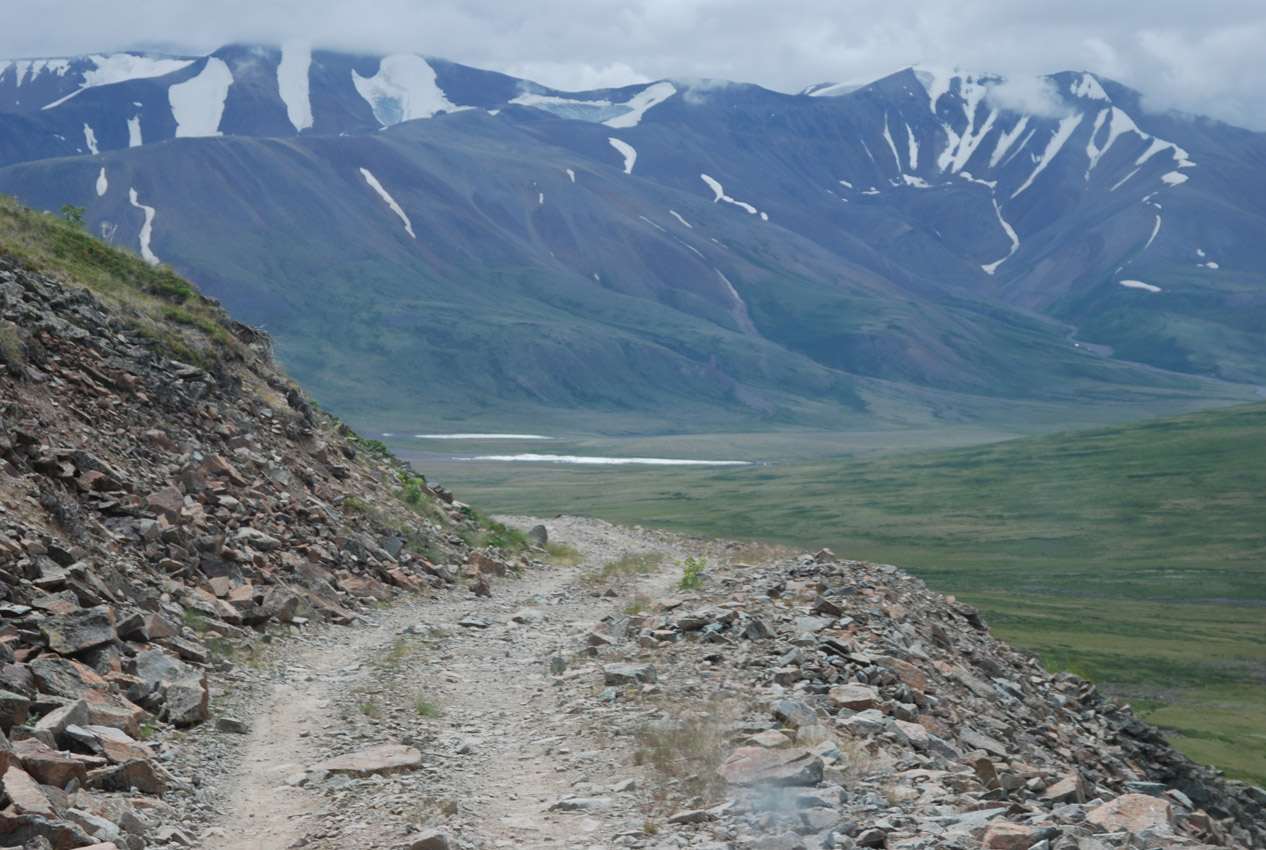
[0,49,1261,430]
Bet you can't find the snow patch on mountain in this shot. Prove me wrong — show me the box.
[511,81,675,127]
[565,168,575,182]
[608,138,636,174]
[277,42,313,132]
[882,116,902,170]
[669,210,692,228]
[128,188,159,264]
[988,116,1029,168]
[1162,172,1189,186]
[982,197,1021,275]
[700,174,760,215]
[82,124,99,155]
[1119,280,1161,292]
[604,82,676,128]
[95,167,107,197]
[905,123,919,170]
[127,114,142,147]
[1011,113,1083,198]
[1109,167,1139,192]
[353,55,463,126]
[1070,74,1110,101]
[12,59,71,90]
[1143,215,1162,250]
[42,54,195,110]
[1085,107,1146,177]
[511,92,623,122]
[715,268,757,333]
[85,54,190,88]
[913,66,955,111]
[359,167,415,238]
[169,57,233,137]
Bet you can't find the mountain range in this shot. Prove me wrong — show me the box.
[0,44,1262,431]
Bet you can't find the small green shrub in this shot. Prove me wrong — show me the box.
[676,556,705,590]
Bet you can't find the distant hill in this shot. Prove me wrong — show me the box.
[0,47,1261,430]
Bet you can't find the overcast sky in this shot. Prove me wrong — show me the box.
[3,0,1264,130]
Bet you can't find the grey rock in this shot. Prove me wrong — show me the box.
[38,606,117,655]
[549,796,611,812]
[215,716,250,734]
[603,663,657,686]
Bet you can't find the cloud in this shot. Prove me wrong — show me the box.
[2,0,1264,130]
[985,77,1072,119]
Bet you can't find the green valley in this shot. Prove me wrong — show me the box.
[398,402,1266,785]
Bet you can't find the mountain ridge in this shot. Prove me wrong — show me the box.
[0,46,1261,431]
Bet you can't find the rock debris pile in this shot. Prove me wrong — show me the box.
[571,547,1266,850]
[0,254,511,849]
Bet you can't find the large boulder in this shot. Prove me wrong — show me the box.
[1087,793,1173,833]
[310,744,423,777]
[716,747,824,786]
[38,606,117,655]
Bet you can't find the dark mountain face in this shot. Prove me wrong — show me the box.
[0,48,1261,429]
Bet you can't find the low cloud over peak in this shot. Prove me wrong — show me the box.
[3,0,1263,130]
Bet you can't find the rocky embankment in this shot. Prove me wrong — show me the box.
[0,252,513,848]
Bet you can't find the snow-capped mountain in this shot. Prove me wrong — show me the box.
[0,46,1261,429]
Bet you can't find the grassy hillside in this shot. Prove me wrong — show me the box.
[413,402,1266,784]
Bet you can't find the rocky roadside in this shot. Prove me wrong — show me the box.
[173,517,1264,850]
[0,251,520,849]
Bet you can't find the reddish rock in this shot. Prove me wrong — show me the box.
[30,657,109,700]
[467,551,507,576]
[203,454,247,485]
[400,830,450,850]
[12,739,89,788]
[86,758,169,794]
[1,765,54,816]
[144,487,185,521]
[225,584,256,609]
[893,718,930,750]
[828,683,880,712]
[1087,793,1173,833]
[387,569,421,591]
[747,729,793,748]
[206,576,232,597]
[876,656,930,691]
[310,744,423,777]
[1042,773,1090,804]
[980,822,1032,850]
[65,725,154,763]
[716,747,823,786]
[339,576,392,601]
